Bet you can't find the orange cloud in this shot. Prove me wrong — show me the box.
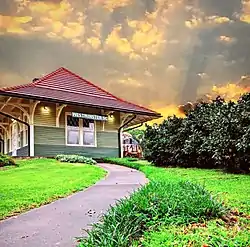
[241,0,250,23]
[118,77,143,87]
[128,19,166,55]
[87,36,102,50]
[105,25,133,54]
[218,35,236,44]
[186,15,232,29]
[211,84,248,102]
[93,0,132,12]
[0,15,32,34]
[149,104,185,124]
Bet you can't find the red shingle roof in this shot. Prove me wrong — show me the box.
[0,67,160,117]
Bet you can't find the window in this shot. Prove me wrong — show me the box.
[67,116,80,145]
[66,114,96,146]
[17,124,21,148]
[83,119,95,146]
[7,139,10,153]
[23,115,28,146]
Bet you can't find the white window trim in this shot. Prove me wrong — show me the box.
[65,112,97,147]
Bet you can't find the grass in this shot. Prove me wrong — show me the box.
[102,158,250,247]
[141,219,250,247]
[104,158,250,214]
[79,180,224,247]
[0,158,106,220]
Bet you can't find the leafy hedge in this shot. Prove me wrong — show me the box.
[78,180,224,247]
[0,154,16,167]
[143,94,250,173]
[55,155,97,165]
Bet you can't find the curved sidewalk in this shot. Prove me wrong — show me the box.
[0,163,148,247]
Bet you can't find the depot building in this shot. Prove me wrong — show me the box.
[0,67,161,158]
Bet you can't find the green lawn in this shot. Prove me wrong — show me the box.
[0,158,106,220]
[105,158,250,247]
[140,165,250,215]
[140,165,250,247]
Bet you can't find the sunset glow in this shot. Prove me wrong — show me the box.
[1,0,250,122]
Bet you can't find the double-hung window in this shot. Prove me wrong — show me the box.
[66,114,96,146]
[67,116,80,145]
[83,119,95,146]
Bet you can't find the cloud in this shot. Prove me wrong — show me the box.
[0,14,32,34]
[0,0,250,117]
[241,0,250,23]
[94,0,132,12]
[105,25,133,54]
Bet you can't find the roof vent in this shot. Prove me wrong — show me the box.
[32,78,40,83]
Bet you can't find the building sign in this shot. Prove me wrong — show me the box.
[72,112,108,121]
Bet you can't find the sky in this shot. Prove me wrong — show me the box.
[1,0,250,117]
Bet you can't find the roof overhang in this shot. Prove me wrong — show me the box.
[0,91,162,124]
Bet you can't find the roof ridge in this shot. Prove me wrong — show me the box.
[0,67,64,92]
[61,67,158,114]
[61,67,117,99]
[32,67,65,86]
[0,67,159,115]
[0,82,33,92]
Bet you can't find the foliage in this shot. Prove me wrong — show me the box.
[128,129,145,144]
[103,157,142,170]
[55,154,97,165]
[141,219,250,247]
[143,94,250,173]
[104,158,250,214]
[0,158,105,219]
[103,158,250,246]
[0,154,16,167]
[79,180,224,247]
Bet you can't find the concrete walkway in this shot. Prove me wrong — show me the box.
[0,163,147,247]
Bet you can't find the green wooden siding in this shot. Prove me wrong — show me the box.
[34,126,118,148]
[34,126,65,145]
[97,131,118,148]
[34,144,118,158]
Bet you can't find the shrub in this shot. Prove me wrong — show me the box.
[143,94,250,173]
[55,154,97,165]
[78,180,225,247]
[102,157,141,170]
[126,157,139,162]
[0,154,16,167]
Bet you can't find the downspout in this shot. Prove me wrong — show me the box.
[0,112,30,156]
[118,115,136,158]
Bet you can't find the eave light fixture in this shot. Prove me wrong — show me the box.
[42,105,50,113]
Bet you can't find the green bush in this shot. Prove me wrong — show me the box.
[0,154,16,167]
[78,180,225,247]
[103,157,141,170]
[55,154,97,165]
[143,94,250,173]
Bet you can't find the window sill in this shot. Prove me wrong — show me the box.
[66,144,81,147]
[66,144,97,148]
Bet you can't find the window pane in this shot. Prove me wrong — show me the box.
[67,115,80,145]
[83,132,95,146]
[83,119,94,129]
[67,116,79,127]
[25,129,28,145]
[67,127,80,144]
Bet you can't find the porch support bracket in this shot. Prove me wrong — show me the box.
[56,104,67,127]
